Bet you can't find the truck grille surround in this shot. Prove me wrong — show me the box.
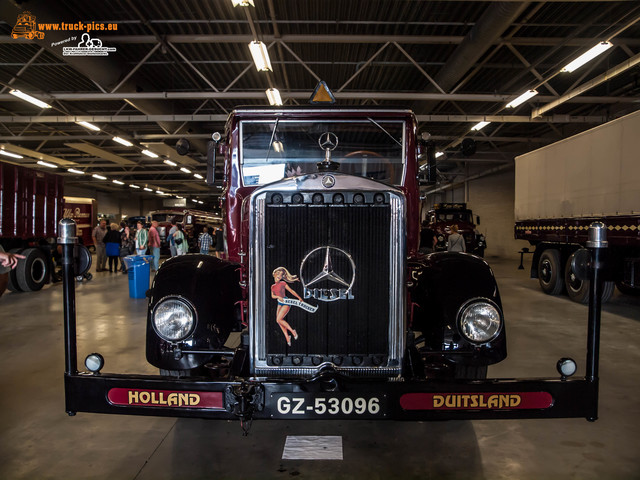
[249,174,406,378]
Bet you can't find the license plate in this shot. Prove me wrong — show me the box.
[270,393,387,418]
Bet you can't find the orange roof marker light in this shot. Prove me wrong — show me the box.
[309,81,336,104]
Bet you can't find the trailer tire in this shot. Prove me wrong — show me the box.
[564,255,615,303]
[538,249,564,295]
[454,364,487,379]
[7,248,24,292]
[16,248,48,292]
[565,254,589,303]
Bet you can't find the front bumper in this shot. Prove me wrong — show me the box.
[65,371,598,421]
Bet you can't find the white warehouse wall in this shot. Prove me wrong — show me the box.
[424,168,527,259]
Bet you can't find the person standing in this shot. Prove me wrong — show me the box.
[0,246,25,298]
[104,223,121,272]
[135,221,148,256]
[119,222,135,273]
[92,219,108,272]
[198,226,213,255]
[174,225,188,256]
[167,218,178,257]
[447,225,466,252]
[148,220,161,271]
[215,226,224,259]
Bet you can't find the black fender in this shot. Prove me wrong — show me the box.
[146,254,243,370]
[409,252,506,366]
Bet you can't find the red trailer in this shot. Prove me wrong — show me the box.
[0,161,64,294]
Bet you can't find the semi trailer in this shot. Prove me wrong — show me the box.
[515,110,640,302]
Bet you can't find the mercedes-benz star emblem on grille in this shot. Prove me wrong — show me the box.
[318,132,338,151]
[321,175,336,188]
[300,246,355,302]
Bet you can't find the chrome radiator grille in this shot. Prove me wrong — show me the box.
[249,175,406,377]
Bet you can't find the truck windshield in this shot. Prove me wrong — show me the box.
[240,119,405,186]
[152,213,184,223]
[437,212,473,223]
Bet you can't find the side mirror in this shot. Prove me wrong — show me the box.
[207,132,222,187]
[418,134,437,185]
[476,215,481,225]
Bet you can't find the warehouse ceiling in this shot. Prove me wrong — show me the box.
[0,0,639,203]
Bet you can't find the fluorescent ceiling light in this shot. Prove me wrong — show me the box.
[76,121,100,131]
[198,200,204,204]
[67,168,85,174]
[471,121,490,131]
[143,187,153,192]
[435,151,444,158]
[506,89,539,109]
[9,89,52,109]
[248,41,272,72]
[232,0,254,6]
[112,179,125,185]
[129,184,140,189]
[192,199,198,203]
[163,159,177,167]
[112,136,133,147]
[266,88,283,106]
[180,167,191,174]
[194,173,204,179]
[92,174,107,180]
[142,149,158,158]
[156,190,166,195]
[561,42,613,73]
[37,160,57,169]
[0,150,24,159]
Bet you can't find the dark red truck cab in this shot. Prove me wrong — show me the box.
[59,106,605,430]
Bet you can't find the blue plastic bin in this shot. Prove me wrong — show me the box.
[123,255,153,299]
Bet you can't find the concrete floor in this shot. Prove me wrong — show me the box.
[0,255,638,479]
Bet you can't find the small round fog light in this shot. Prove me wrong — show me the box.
[557,357,577,378]
[85,353,104,373]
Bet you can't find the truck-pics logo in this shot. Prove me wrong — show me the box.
[300,246,356,302]
[11,11,45,40]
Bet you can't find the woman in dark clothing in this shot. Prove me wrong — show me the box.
[119,221,135,273]
[104,223,122,272]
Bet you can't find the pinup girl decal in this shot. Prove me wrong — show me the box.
[271,266,319,346]
[271,267,302,346]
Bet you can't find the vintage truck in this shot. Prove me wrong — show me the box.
[424,202,486,256]
[60,106,606,431]
[515,110,640,302]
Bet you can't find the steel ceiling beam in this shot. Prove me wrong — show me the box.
[0,114,614,124]
[5,34,636,46]
[0,92,634,104]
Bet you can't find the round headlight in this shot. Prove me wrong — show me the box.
[458,300,502,344]
[152,297,196,342]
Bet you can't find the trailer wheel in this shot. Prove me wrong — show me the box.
[616,282,640,296]
[16,248,48,292]
[7,248,24,292]
[565,254,589,303]
[538,249,564,295]
[454,365,487,379]
[565,255,615,303]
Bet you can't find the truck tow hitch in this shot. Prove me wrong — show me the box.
[225,383,265,435]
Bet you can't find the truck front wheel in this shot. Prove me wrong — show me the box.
[538,249,564,295]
